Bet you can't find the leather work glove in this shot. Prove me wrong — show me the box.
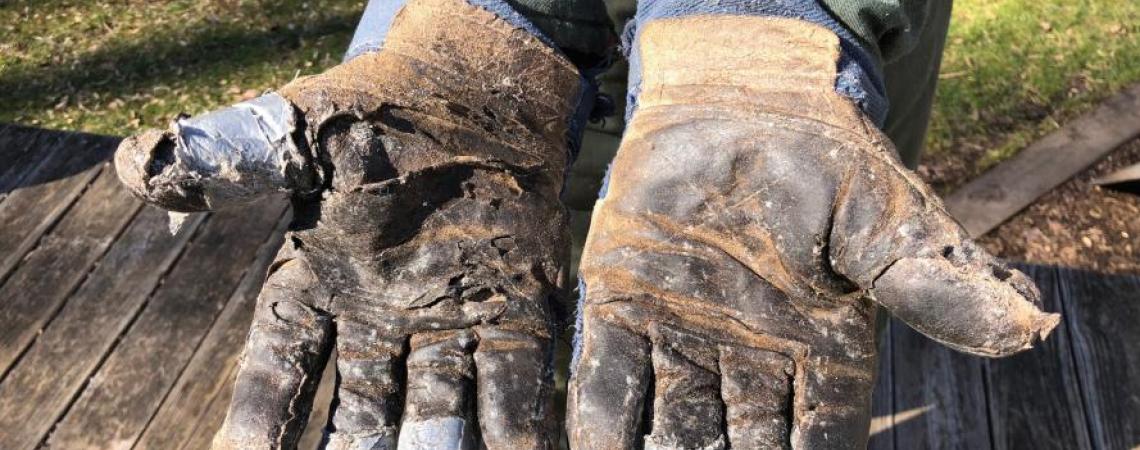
[113,0,584,447]
[567,17,1060,449]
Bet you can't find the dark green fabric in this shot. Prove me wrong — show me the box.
[880,0,952,167]
[506,0,616,66]
[818,0,954,166]
[819,0,941,64]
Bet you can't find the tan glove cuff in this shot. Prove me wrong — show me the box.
[636,16,871,134]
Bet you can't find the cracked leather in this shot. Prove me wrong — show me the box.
[114,0,581,448]
[568,17,1059,450]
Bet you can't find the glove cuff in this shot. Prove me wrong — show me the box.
[623,1,888,126]
[287,0,583,154]
[633,16,877,136]
[344,0,606,162]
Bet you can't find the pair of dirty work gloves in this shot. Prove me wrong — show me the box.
[113,0,1059,448]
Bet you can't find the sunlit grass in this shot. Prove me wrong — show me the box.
[928,0,1140,170]
[0,0,359,134]
[2,0,1139,180]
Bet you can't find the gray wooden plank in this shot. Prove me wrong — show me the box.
[44,201,287,449]
[134,208,289,450]
[177,362,240,450]
[0,128,97,197]
[868,315,894,450]
[945,83,1140,236]
[985,265,1092,450]
[0,166,142,375]
[889,318,992,449]
[0,124,34,167]
[0,207,205,450]
[0,126,58,198]
[1060,267,1140,449]
[0,132,116,284]
[1091,161,1140,195]
[174,352,336,450]
[44,202,287,448]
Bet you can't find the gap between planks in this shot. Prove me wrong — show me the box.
[0,209,210,450]
[42,200,288,449]
[0,131,119,287]
[133,207,292,450]
[869,265,1129,450]
[0,163,143,379]
[0,126,61,203]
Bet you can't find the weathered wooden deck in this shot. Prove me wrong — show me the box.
[0,123,1137,449]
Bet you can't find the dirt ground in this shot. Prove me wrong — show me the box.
[934,138,1140,275]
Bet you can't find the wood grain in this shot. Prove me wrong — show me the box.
[1060,267,1140,449]
[297,355,338,450]
[0,207,205,450]
[134,208,289,450]
[945,83,1140,236]
[0,126,59,200]
[44,202,287,449]
[176,362,240,450]
[0,132,116,283]
[0,167,142,374]
[867,315,894,450]
[889,318,992,450]
[985,265,1092,450]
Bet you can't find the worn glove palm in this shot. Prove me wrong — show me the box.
[567,17,1059,450]
[114,0,582,448]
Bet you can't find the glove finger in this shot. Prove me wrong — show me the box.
[113,93,314,212]
[471,327,553,450]
[831,158,1059,357]
[323,320,406,450]
[567,306,652,450]
[398,329,479,450]
[789,356,877,449]
[213,254,334,449]
[644,323,726,450]
[718,344,794,449]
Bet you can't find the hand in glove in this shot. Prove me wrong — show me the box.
[114,0,583,447]
[568,17,1059,450]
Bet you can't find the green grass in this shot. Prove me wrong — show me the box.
[928,0,1140,170]
[2,0,1139,178]
[0,0,359,133]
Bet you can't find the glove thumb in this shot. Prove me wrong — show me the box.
[831,153,1059,357]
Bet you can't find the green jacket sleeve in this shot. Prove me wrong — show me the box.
[819,0,944,64]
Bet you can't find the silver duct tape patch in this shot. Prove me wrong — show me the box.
[161,92,303,208]
[397,417,474,450]
[172,92,297,179]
